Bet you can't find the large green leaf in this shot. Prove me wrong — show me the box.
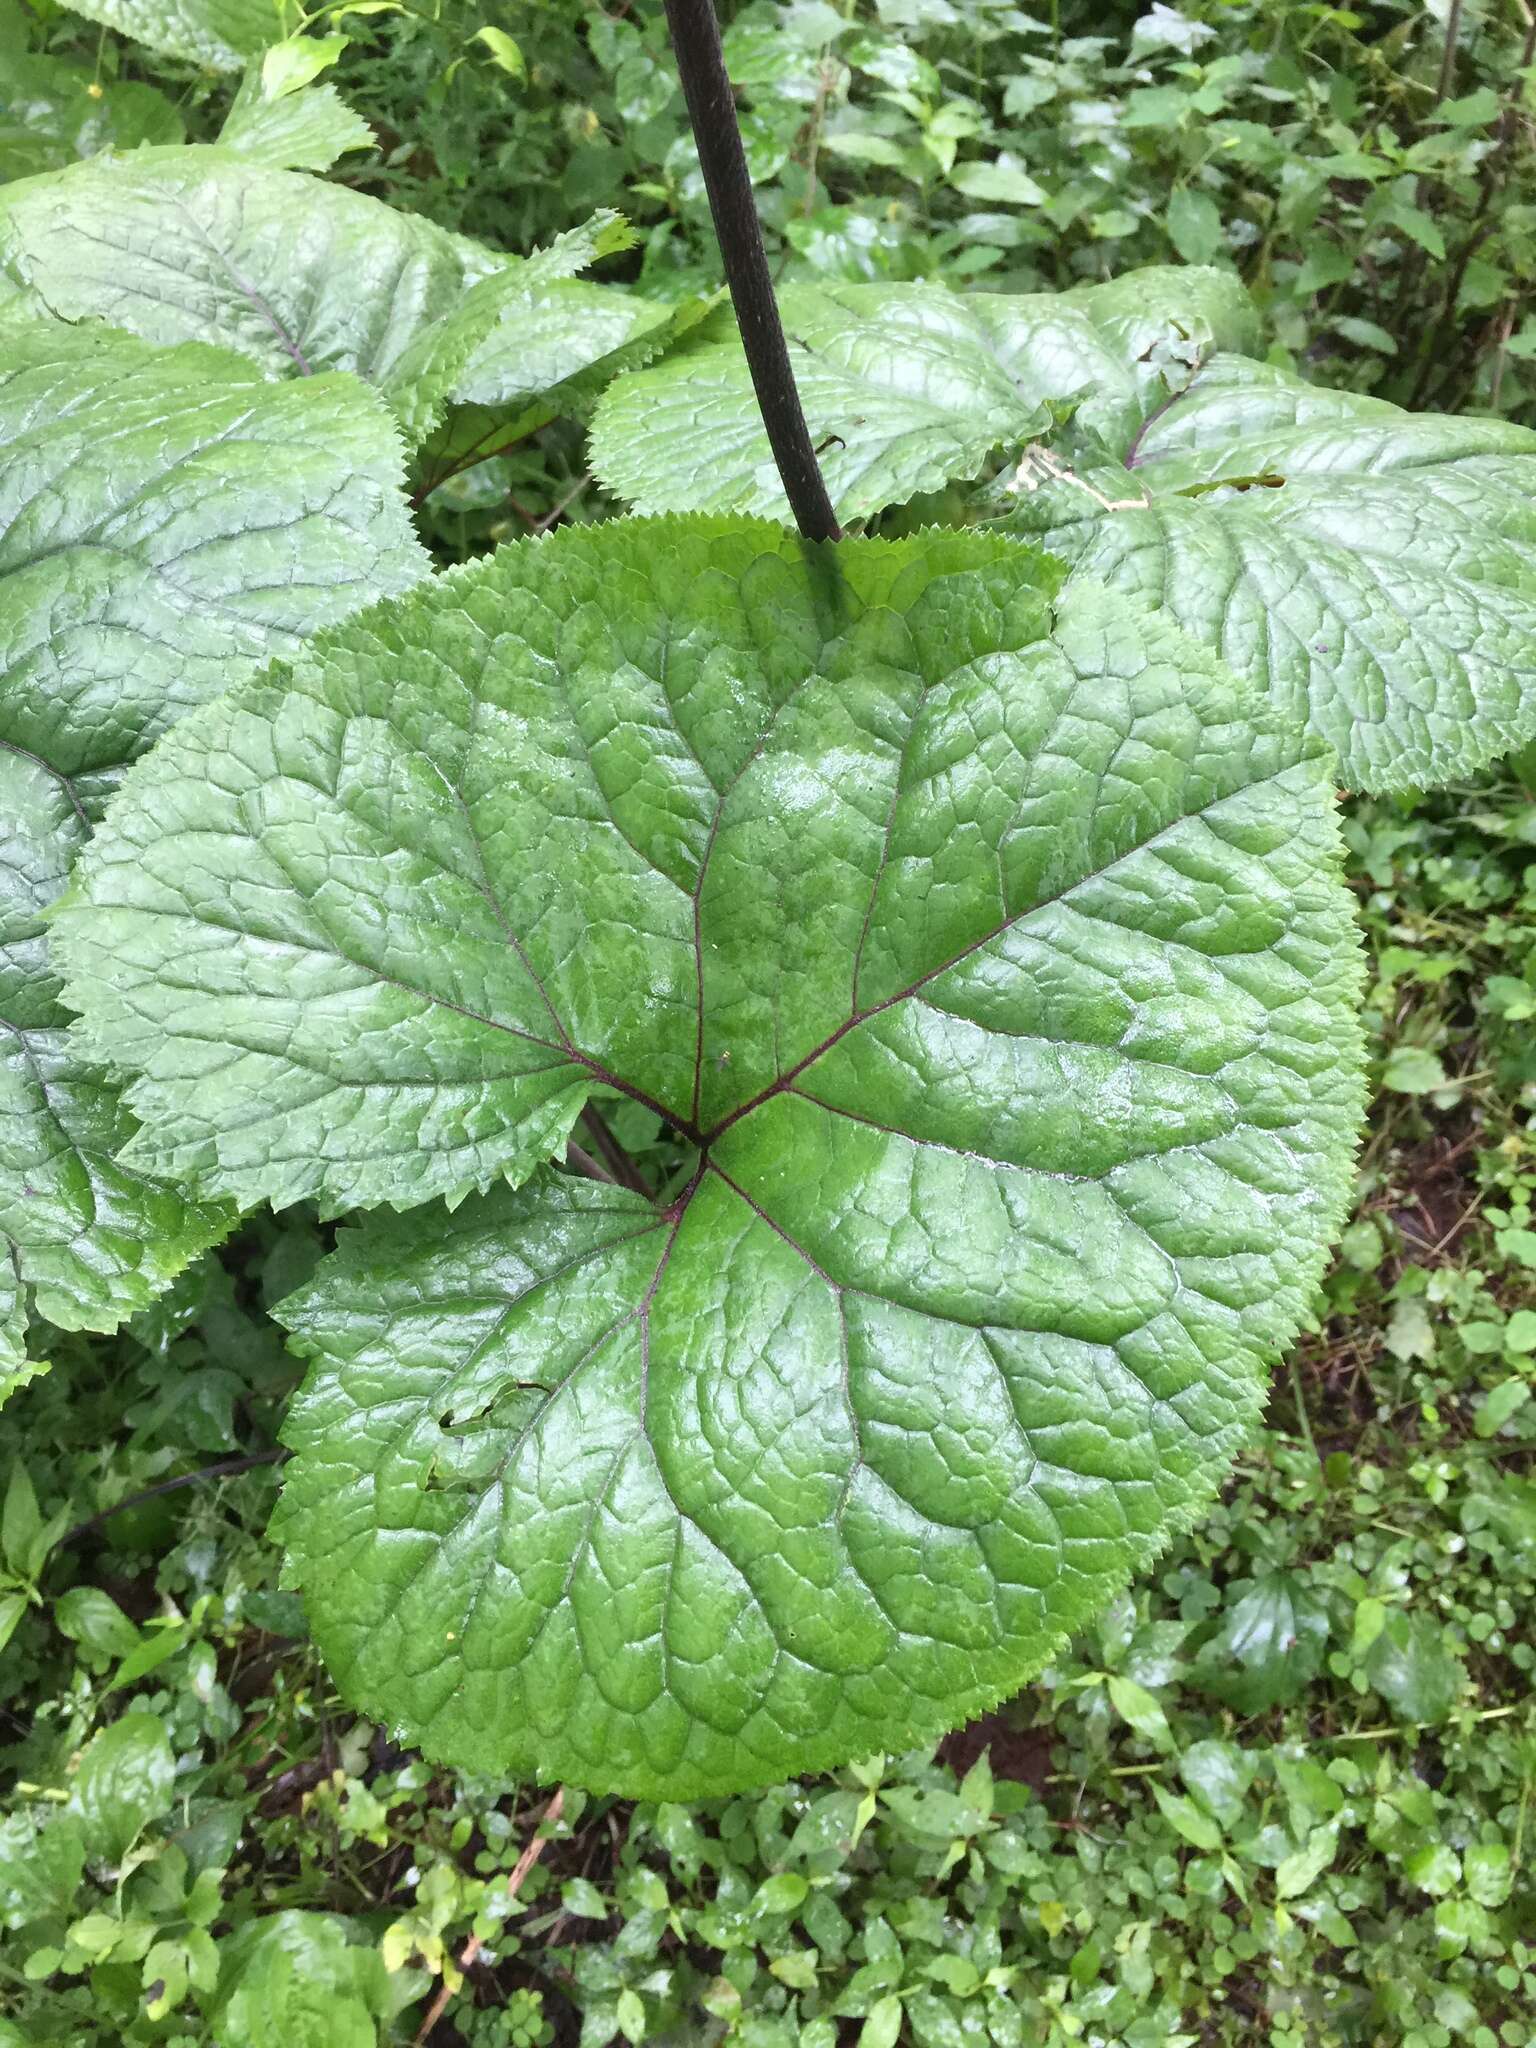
[1009,355,1536,793]
[0,319,425,801]
[55,0,288,72]
[58,520,1365,1793]
[1,746,228,1382]
[589,268,1258,523]
[0,319,424,1375]
[0,152,675,457]
[0,150,500,384]
[378,227,667,451]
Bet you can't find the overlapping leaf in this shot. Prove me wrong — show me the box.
[55,0,287,72]
[0,150,504,384]
[589,267,1258,522]
[0,319,424,1379]
[58,519,1366,1792]
[215,74,374,172]
[0,151,681,458]
[1009,354,1536,792]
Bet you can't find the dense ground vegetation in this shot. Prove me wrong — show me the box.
[2,1,1535,2043]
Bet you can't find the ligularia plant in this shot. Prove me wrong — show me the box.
[6,0,1535,1794]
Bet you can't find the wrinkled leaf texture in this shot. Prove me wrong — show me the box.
[58,519,1367,1793]
[1012,354,1536,792]
[0,150,670,453]
[589,268,1259,521]
[53,0,286,71]
[0,317,423,1379]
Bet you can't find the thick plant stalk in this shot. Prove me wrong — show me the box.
[663,0,843,543]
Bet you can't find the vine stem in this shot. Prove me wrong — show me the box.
[662,0,842,543]
[58,1451,288,1548]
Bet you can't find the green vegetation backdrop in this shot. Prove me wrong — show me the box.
[1,1,1534,2044]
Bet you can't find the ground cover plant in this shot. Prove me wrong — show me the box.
[1,0,1534,2041]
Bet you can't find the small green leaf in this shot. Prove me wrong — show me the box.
[66,1713,176,1864]
[861,1996,904,2048]
[1474,1377,1531,1436]
[260,33,347,97]
[1165,188,1222,265]
[1464,1841,1512,1908]
[55,1588,142,1659]
[1405,1843,1460,1897]
[1178,1740,1251,1826]
[0,1812,86,1930]
[948,159,1045,207]
[1150,1781,1222,1850]
[1350,1595,1387,1658]
[1382,1047,1447,1095]
[1274,1822,1339,1898]
[1364,1612,1463,1725]
[1106,1674,1173,1749]
[754,1873,809,1916]
[473,26,525,80]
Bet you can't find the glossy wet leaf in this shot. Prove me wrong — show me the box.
[61,519,1365,1793]
[213,1913,392,2048]
[0,149,504,384]
[1012,354,1536,792]
[66,1712,175,1863]
[0,319,422,1368]
[590,268,1257,523]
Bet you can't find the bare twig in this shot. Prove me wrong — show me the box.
[414,1787,566,2042]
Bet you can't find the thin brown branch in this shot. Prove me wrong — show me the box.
[414,1787,566,2042]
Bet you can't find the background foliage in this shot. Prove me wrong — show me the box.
[2,0,1534,2042]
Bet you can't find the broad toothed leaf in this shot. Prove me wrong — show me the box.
[216,75,375,171]
[0,150,505,384]
[1,744,229,1372]
[54,0,287,71]
[1010,354,1536,793]
[59,519,1365,1794]
[413,282,718,486]
[0,320,425,800]
[382,271,672,453]
[589,268,1258,523]
[0,153,657,455]
[0,318,423,1362]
